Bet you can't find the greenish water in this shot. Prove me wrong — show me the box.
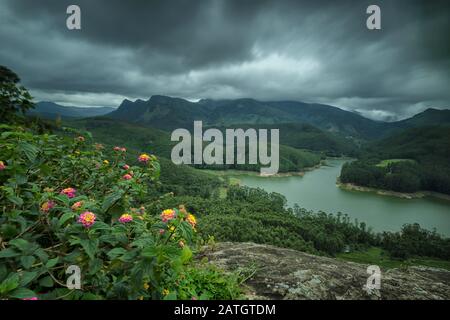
[236,159,450,236]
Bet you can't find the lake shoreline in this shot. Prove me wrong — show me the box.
[337,181,450,202]
[203,157,353,179]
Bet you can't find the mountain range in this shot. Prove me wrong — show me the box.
[107,96,450,140]
[33,96,450,142]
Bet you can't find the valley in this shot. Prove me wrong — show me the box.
[11,92,450,298]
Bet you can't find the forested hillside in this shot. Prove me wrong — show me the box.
[67,117,324,173]
[340,126,450,194]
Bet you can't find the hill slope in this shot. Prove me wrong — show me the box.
[340,126,450,194]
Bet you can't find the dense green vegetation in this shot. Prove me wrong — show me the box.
[147,185,450,262]
[340,126,450,194]
[209,123,358,157]
[0,123,244,300]
[68,117,323,174]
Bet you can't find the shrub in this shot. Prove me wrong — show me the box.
[0,125,240,300]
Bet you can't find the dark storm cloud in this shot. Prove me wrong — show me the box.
[0,0,449,119]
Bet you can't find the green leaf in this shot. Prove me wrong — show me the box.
[88,258,103,275]
[45,257,59,269]
[34,248,49,263]
[107,248,127,260]
[0,248,20,258]
[59,212,75,227]
[20,271,38,287]
[0,265,7,282]
[0,273,20,294]
[7,195,23,207]
[79,239,98,260]
[120,249,138,262]
[9,238,31,251]
[16,175,28,185]
[81,293,101,300]
[9,287,37,299]
[38,276,54,287]
[54,194,69,206]
[20,256,36,269]
[0,224,19,238]
[18,141,39,162]
[180,246,193,264]
[101,190,124,213]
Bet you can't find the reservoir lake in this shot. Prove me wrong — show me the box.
[235,159,450,236]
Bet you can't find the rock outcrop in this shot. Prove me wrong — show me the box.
[202,242,450,300]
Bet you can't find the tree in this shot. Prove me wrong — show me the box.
[0,65,34,123]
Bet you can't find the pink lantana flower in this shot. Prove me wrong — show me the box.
[118,213,133,224]
[0,161,6,171]
[40,201,55,213]
[160,209,176,222]
[71,201,83,211]
[122,174,132,180]
[60,188,76,198]
[138,153,151,164]
[78,211,96,228]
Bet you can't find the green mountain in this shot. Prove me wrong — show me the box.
[393,108,450,131]
[30,101,116,119]
[107,96,390,139]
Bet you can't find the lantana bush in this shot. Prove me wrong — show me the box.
[0,124,241,300]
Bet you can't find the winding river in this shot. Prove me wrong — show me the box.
[236,159,450,236]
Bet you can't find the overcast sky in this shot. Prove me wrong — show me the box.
[0,0,449,121]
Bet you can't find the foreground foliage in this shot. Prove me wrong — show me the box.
[0,125,240,300]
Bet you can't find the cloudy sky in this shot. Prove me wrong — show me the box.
[0,0,449,121]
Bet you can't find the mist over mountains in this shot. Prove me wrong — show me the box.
[31,101,115,119]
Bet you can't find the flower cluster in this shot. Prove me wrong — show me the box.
[60,187,76,199]
[122,164,130,170]
[138,153,151,164]
[78,211,96,228]
[186,214,197,228]
[114,146,127,152]
[75,136,85,142]
[123,173,133,180]
[118,213,133,224]
[71,201,83,211]
[161,209,176,222]
[40,200,55,213]
[0,161,6,171]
